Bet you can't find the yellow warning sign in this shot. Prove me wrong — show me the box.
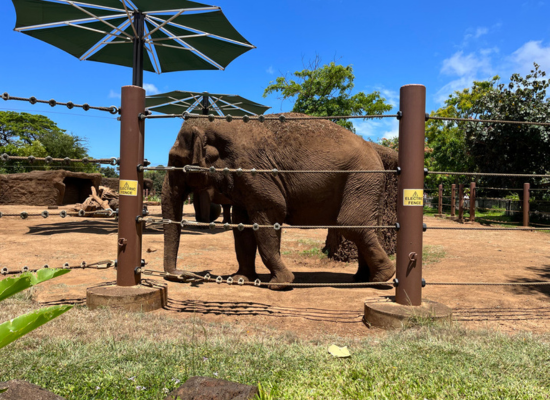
[404,189,424,206]
[119,180,138,196]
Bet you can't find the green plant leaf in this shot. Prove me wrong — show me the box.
[0,305,72,349]
[0,269,70,302]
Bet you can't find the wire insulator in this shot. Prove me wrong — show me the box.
[43,264,49,269]
[209,222,216,230]
[208,114,215,122]
[238,223,245,231]
[78,210,85,217]
[22,266,29,273]
[29,96,37,104]
[2,92,8,101]
[63,263,70,268]
[82,103,90,111]
[253,223,259,231]
[45,156,52,164]
[41,211,49,218]
[49,99,56,107]
[224,223,231,231]
[1,153,9,161]
[216,276,223,284]
[109,106,118,115]
[110,157,118,166]
[60,210,67,218]
[226,114,233,122]
[243,115,250,123]
[274,223,281,230]
[258,115,265,123]
[279,115,286,123]
[272,169,278,177]
[28,156,35,163]
[1,267,7,275]
[66,101,74,109]
[226,277,233,285]
[254,279,261,287]
[251,168,257,176]
[20,212,28,219]
[238,278,245,285]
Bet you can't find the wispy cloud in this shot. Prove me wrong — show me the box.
[441,51,492,77]
[108,90,121,99]
[355,118,398,140]
[511,40,550,73]
[266,66,275,74]
[143,83,160,95]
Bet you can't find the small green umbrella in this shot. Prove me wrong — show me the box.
[11,0,255,86]
[146,90,270,117]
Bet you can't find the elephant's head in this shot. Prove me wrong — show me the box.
[161,124,221,273]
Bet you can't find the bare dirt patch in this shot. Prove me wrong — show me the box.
[1,204,549,337]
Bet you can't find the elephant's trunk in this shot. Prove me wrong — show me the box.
[162,170,189,273]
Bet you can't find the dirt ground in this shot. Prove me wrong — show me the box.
[1,203,549,337]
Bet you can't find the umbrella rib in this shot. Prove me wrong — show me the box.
[120,0,138,38]
[144,34,162,74]
[53,0,125,12]
[143,9,187,39]
[15,14,127,32]
[147,18,224,70]
[65,1,133,40]
[148,43,192,50]
[80,19,131,60]
[147,33,208,42]
[148,15,255,49]
[66,21,118,36]
[215,98,257,115]
[144,7,221,14]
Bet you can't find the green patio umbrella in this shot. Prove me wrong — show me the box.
[11,0,255,86]
[146,90,270,116]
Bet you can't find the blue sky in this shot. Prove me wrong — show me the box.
[1,0,550,167]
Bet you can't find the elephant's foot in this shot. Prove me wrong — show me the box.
[369,261,396,283]
[232,272,259,282]
[268,270,295,291]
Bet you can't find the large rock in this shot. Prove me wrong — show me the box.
[164,377,258,400]
[0,380,65,400]
[0,170,101,206]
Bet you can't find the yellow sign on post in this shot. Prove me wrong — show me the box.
[119,180,138,196]
[404,189,423,206]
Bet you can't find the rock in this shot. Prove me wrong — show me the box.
[164,377,258,400]
[0,380,66,400]
[0,170,101,206]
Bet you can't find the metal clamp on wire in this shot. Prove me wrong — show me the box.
[422,278,426,287]
[393,278,399,287]
[423,223,427,232]
[396,167,401,175]
[395,222,400,231]
[396,111,403,120]
[135,267,143,274]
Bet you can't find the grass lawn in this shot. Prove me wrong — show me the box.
[1,297,549,399]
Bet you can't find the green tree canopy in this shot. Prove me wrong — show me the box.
[0,111,94,173]
[263,59,392,132]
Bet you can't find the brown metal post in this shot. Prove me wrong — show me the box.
[523,183,530,227]
[117,85,145,286]
[451,184,456,218]
[469,182,476,222]
[396,84,426,307]
[438,184,443,216]
[458,184,464,223]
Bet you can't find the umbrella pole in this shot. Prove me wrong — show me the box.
[132,12,145,87]
[202,94,209,115]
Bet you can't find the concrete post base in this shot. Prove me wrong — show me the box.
[87,282,167,312]
[364,298,452,329]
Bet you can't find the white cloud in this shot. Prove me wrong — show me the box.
[355,118,398,140]
[266,66,275,74]
[463,27,488,44]
[108,89,121,99]
[511,40,550,73]
[380,88,399,109]
[434,76,476,104]
[441,51,492,77]
[143,83,160,95]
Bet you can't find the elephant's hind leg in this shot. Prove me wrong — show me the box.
[231,206,259,282]
[344,229,395,282]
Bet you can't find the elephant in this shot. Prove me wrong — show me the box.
[191,188,232,224]
[162,113,396,287]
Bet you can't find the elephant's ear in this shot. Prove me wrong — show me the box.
[191,127,207,166]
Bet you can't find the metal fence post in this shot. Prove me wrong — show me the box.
[523,183,530,227]
[451,184,456,218]
[396,84,426,307]
[469,182,476,222]
[458,184,464,223]
[438,184,443,216]
[117,85,145,286]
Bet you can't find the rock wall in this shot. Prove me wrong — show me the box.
[0,170,101,206]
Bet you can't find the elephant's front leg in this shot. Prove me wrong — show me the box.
[231,206,258,282]
[249,211,294,290]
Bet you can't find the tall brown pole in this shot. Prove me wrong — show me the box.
[117,85,145,286]
[438,184,443,216]
[451,184,456,218]
[469,182,476,222]
[523,183,530,227]
[396,84,426,307]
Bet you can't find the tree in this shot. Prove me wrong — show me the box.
[423,77,499,189]
[0,111,95,173]
[464,64,550,189]
[263,59,392,132]
[100,167,119,178]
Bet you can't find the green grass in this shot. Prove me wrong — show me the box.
[1,299,549,399]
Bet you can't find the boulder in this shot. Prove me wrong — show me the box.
[0,380,65,400]
[0,170,101,206]
[164,377,258,400]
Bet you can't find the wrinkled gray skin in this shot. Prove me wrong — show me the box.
[162,114,396,287]
[192,188,230,224]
